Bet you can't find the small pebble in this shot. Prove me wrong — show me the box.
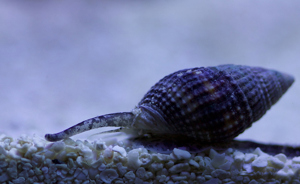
[112,145,127,157]
[172,148,191,160]
[252,156,268,170]
[293,156,300,164]
[99,169,118,183]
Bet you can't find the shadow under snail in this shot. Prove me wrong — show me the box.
[45,64,294,143]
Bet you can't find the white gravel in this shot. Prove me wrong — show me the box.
[1,134,300,183]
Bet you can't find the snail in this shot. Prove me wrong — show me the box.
[45,64,294,143]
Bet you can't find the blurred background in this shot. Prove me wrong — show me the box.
[0,0,299,144]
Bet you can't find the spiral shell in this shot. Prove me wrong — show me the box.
[45,64,294,143]
[134,65,294,142]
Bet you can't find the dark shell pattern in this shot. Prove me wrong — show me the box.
[137,65,294,142]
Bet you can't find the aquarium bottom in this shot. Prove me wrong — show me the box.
[0,134,299,183]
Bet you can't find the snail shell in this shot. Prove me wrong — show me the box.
[45,64,294,143]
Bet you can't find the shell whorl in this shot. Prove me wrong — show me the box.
[135,65,294,142]
[45,64,294,143]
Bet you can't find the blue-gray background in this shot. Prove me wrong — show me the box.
[0,1,299,144]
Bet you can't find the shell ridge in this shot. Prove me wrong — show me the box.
[244,67,268,122]
[218,66,254,140]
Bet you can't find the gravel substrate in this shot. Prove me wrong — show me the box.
[0,134,300,183]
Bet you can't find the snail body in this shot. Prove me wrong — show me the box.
[45,65,294,143]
